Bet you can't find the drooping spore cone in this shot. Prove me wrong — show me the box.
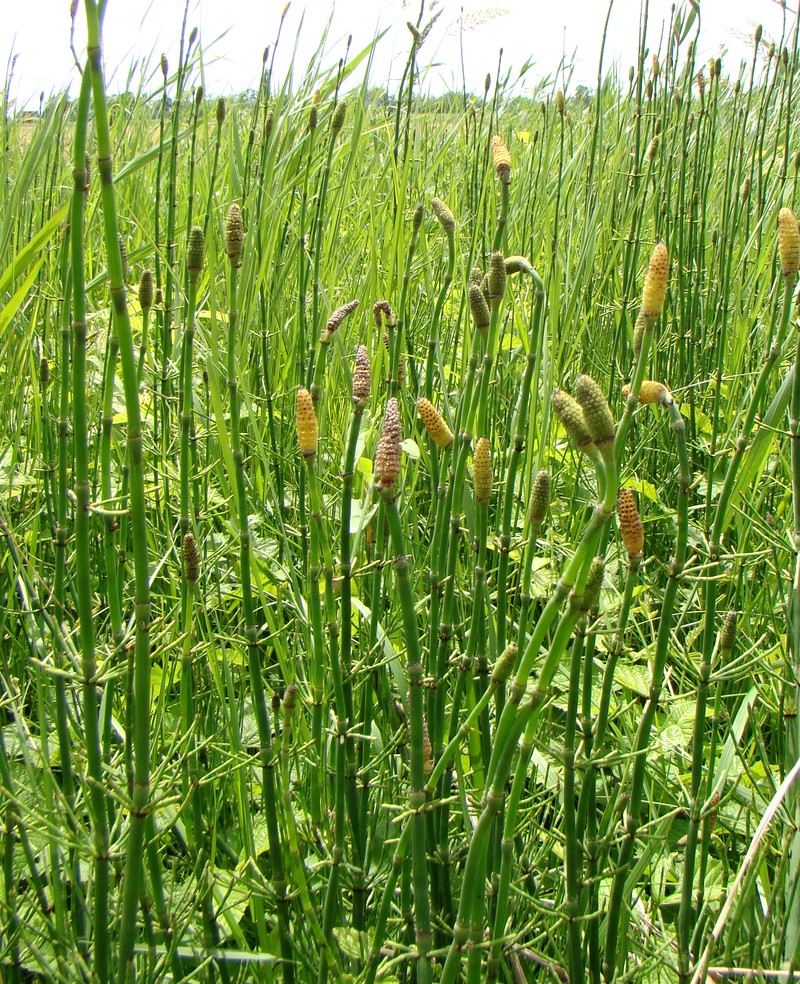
[325,299,360,336]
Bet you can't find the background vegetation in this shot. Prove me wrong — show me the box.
[2,1,800,981]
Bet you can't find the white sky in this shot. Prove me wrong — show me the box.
[4,1,796,110]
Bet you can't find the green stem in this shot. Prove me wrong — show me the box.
[228,252,294,977]
[382,488,432,984]
[69,55,111,984]
[83,5,154,977]
[496,270,544,659]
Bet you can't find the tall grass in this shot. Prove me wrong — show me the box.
[3,2,800,981]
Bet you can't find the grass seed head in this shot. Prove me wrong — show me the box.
[376,398,403,489]
[182,532,200,583]
[556,90,565,115]
[642,242,669,317]
[529,469,551,525]
[553,390,593,451]
[468,282,491,335]
[491,134,511,181]
[617,489,644,559]
[215,96,226,126]
[40,357,50,388]
[187,225,205,281]
[417,397,454,449]
[353,345,371,404]
[138,268,154,311]
[575,375,615,445]
[265,108,274,138]
[412,202,424,231]
[225,204,244,268]
[431,197,455,234]
[296,388,318,458]
[779,207,800,276]
[488,250,506,309]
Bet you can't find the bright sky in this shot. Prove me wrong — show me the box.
[4,1,795,110]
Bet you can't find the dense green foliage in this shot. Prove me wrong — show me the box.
[4,2,800,981]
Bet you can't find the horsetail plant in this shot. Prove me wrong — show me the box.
[376,398,432,983]
[341,344,371,927]
[225,201,293,972]
[10,11,800,983]
[137,267,153,383]
[69,59,111,984]
[605,386,691,981]
[83,1,155,976]
[180,225,203,543]
[426,197,456,400]
[784,201,800,962]
[440,378,619,983]
[495,262,544,661]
